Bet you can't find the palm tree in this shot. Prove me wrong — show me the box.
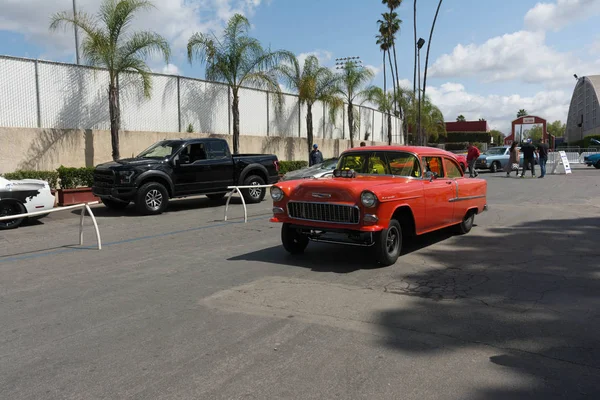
[395,85,414,144]
[377,12,402,115]
[456,115,466,122]
[420,97,446,142]
[365,86,393,145]
[335,62,374,147]
[50,0,171,160]
[381,0,403,105]
[413,0,418,99]
[421,0,443,125]
[276,55,342,161]
[187,14,292,154]
[517,109,528,118]
[375,32,390,113]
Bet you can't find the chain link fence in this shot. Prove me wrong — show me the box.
[0,55,403,143]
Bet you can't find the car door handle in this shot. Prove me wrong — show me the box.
[446,181,453,184]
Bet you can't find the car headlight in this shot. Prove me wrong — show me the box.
[361,191,377,208]
[270,186,284,201]
[117,170,135,184]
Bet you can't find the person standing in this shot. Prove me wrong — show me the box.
[520,139,536,178]
[504,141,520,177]
[360,142,366,147]
[536,139,549,178]
[466,142,480,178]
[309,143,324,166]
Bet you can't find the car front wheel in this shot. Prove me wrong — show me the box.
[490,161,500,173]
[135,182,169,215]
[281,223,309,254]
[0,200,26,230]
[374,219,402,266]
[595,161,600,169]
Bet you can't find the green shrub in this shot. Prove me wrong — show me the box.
[444,142,469,151]
[57,166,95,189]
[279,161,308,174]
[1,170,60,189]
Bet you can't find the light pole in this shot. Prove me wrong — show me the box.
[73,0,80,64]
[416,38,425,146]
[335,56,363,70]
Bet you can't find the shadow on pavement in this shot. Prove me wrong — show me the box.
[377,217,600,399]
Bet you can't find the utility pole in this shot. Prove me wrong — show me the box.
[73,0,80,64]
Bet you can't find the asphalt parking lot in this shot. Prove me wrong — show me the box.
[1,166,600,400]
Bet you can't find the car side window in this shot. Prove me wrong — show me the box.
[387,152,421,178]
[208,141,230,160]
[182,143,207,163]
[423,156,444,178]
[444,158,463,178]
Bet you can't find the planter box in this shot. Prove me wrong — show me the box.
[57,187,100,206]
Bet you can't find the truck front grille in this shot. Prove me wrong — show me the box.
[94,170,115,186]
[287,202,360,224]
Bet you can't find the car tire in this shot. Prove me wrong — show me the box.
[135,182,169,215]
[0,200,26,230]
[595,161,600,169]
[490,161,500,173]
[102,198,129,210]
[206,193,227,201]
[460,163,466,173]
[241,175,266,204]
[454,211,475,234]
[281,223,309,254]
[373,219,402,266]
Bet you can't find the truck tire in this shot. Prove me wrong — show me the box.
[135,182,169,215]
[373,219,402,266]
[0,200,26,230]
[241,175,266,204]
[102,199,129,210]
[281,223,309,254]
[206,193,227,201]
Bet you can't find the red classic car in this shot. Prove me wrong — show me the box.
[269,146,487,266]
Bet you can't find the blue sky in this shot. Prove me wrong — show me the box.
[1,0,599,133]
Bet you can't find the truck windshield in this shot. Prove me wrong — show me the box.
[137,141,184,159]
[337,151,421,178]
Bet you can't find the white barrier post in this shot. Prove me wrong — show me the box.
[223,185,272,223]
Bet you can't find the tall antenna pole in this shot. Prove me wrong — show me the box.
[73,0,81,64]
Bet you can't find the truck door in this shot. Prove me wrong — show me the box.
[206,140,235,191]
[172,142,212,194]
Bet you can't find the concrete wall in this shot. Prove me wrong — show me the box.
[0,127,389,173]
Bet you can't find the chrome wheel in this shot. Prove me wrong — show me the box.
[248,182,262,199]
[145,189,163,211]
[386,225,400,254]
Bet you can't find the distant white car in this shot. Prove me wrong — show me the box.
[0,176,55,230]
[281,158,339,181]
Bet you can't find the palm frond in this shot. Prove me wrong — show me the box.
[49,10,100,39]
[119,31,170,66]
[119,57,153,97]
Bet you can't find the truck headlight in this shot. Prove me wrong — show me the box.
[117,170,135,184]
[270,186,284,201]
[361,191,377,208]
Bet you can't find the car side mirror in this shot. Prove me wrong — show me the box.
[180,154,190,165]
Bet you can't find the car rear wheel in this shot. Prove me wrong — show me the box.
[281,223,309,254]
[373,219,402,266]
[490,161,500,173]
[241,175,266,204]
[455,211,475,234]
[0,200,26,230]
[135,182,169,215]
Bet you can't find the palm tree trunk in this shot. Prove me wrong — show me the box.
[347,102,355,148]
[387,50,397,118]
[232,89,240,154]
[387,113,392,145]
[306,103,313,163]
[392,42,402,118]
[382,52,387,100]
[422,0,443,120]
[109,81,120,161]
[413,0,418,99]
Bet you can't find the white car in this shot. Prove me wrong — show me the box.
[281,158,339,181]
[0,176,55,230]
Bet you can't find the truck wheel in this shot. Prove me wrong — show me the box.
[102,199,129,210]
[241,175,266,204]
[281,223,309,254]
[373,219,402,266]
[454,211,475,234]
[206,193,227,201]
[135,182,169,215]
[0,200,26,230]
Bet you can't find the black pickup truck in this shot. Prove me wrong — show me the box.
[92,138,280,215]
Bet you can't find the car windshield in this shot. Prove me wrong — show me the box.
[484,148,506,156]
[320,158,339,169]
[137,140,184,159]
[337,151,421,178]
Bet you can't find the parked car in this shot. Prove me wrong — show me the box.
[584,153,600,168]
[476,146,538,172]
[0,176,55,230]
[455,154,467,172]
[281,158,339,181]
[92,138,280,215]
[269,146,487,266]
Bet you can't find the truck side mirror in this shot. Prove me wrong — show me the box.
[180,154,190,165]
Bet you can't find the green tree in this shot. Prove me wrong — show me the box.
[365,86,394,145]
[547,120,566,137]
[489,129,505,145]
[334,62,375,147]
[187,14,292,154]
[377,10,402,115]
[517,109,528,118]
[456,115,466,122]
[276,55,342,161]
[50,0,171,160]
[381,0,403,116]
[528,125,543,142]
[375,32,390,115]
[402,92,445,143]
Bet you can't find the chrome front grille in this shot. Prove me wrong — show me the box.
[287,202,360,224]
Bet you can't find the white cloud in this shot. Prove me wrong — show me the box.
[428,30,599,89]
[365,64,381,77]
[160,63,181,75]
[426,82,570,133]
[0,0,266,60]
[297,50,333,67]
[524,0,600,32]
